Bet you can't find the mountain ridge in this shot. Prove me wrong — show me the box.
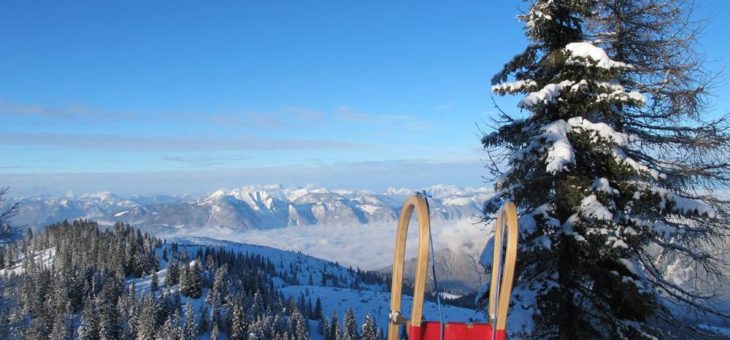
[8,184,492,233]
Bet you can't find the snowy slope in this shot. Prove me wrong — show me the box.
[0,247,56,276]
[279,285,485,332]
[171,237,487,330]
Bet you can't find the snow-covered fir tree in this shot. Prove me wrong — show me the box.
[318,313,329,337]
[210,322,220,340]
[160,310,182,340]
[183,300,198,340]
[482,0,730,338]
[166,260,179,288]
[329,310,341,340]
[230,296,248,340]
[181,260,203,298]
[361,314,378,340]
[198,304,209,334]
[292,309,310,340]
[0,188,17,242]
[343,308,358,340]
[150,271,159,292]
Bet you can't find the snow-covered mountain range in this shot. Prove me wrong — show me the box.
[9,185,491,233]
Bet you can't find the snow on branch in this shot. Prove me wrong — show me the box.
[541,119,574,173]
[518,80,575,108]
[564,42,632,70]
[633,185,717,219]
[492,79,538,95]
[533,117,633,174]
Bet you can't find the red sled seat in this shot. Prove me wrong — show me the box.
[408,322,506,340]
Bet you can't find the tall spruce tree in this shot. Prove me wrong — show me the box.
[329,310,340,340]
[343,308,358,340]
[181,260,202,299]
[166,261,180,288]
[183,300,198,340]
[482,0,729,338]
[230,297,248,340]
[361,315,377,340]
[0,187,17,241]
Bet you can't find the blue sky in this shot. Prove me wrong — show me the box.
[1,1,729,196]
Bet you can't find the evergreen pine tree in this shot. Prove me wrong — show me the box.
[292,309,309,340]
[230,297,248,340]
[49,301,73,340]
[150,271,159,292]
[136,295,159,340]
[343,308,358,340]
[77,300,99,340]
[98,297,121,340]
[318,313,328,337]
[179,264,189,295]
[183,300,197,340]
[166,261,179,288]
[0,187,17,241]
[314,297,323,320]
[181,261,202,298]
[361,315,377,340]
[160,310,182,340]
[210,322,220,340]
[329,310,340,340]
[198,304,209,334]
[483,0,730,337]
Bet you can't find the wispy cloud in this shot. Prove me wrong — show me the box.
[432,101,454,111]
[333,106,431,130]
[0,132,371,151]
[208,107,325,129]
[161,154,249,167]
[0,100,134,120]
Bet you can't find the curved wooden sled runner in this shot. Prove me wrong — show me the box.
[387,195,519,340]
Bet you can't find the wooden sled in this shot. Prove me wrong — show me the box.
[387,195,519,340]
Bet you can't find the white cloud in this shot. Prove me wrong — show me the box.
[160,218,490,270]
[0,132,370,151]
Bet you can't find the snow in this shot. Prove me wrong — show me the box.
[515,116,635,174]
[579,195,613,221]
[665,258,692,286]
[541,120,575,173]
[160,238,487,337]
[358,205,381,214]
[520,0,554,30]
[209,189,227,199]
[565,42,632,69]
[439,292,462,300]
[618,258,645,280]
[492,79,537,94]
[667,194,716,218]
[592,178,619,195]
[634,185,716,218]
[0,247,56,276]
[518,80,574,108]
[442,197,472,206]
[698,324,730,336]
[279,285,485,334]
[567,117,630,145]
[114,210,129,217]
[612,148,663,180]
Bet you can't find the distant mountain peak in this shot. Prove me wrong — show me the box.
[12,184,492,232]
